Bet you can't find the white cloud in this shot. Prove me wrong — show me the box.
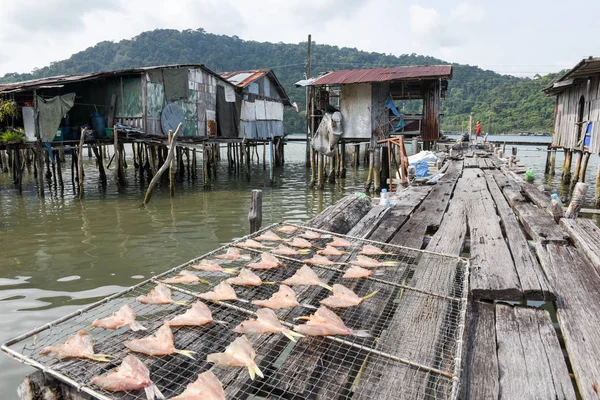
[409,5,443,35]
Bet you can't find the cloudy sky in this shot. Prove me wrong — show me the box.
[0,0,599,78]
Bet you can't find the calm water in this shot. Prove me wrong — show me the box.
[0,136,598,395]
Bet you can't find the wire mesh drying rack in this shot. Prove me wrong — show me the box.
[2,222,469,400]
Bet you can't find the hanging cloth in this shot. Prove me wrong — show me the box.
[163,69,189,101]
[36,93,76,142]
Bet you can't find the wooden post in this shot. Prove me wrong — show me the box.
[192,149,197,179]
[305,34,312,168]
[33,91,45,197]
[340,141,347,178]
[92,144,107,186]
[580,152,591,182]
[550,148,556,176]
[77,128,85,199]
[373,147,381,192]
[169,131,175,196]
[354,144,360,167]
[364,147,373,192]
[248,189,263,233]
[142,123,182,205]
[132,143,139,169]
[269,139,274,184]
[263,141,267,171]
[317,153,325,190]
[544,146,552,174]
[55,149,63,190]
[327,149,336,184]
[562,149,572,184]
[569,150,582,194]
[310,147,316,187]
[113,125,125,187]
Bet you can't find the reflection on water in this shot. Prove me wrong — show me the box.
[0,138,598,394]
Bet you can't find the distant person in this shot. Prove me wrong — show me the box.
[475,120,482,143]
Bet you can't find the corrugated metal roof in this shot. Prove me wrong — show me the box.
[544,57,600,95]
[0,64,228,94]
[308,65,453,86]
[219,69,291,106]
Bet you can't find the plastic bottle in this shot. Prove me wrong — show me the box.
[379,189,390,207]
[550,193,564,223]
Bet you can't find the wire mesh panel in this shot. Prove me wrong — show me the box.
[2,222,469,400]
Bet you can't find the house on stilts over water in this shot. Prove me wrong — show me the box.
[296,65,453,191]
[0,64,291,198]
[543,56,600,207]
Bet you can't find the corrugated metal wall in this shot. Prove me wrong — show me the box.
[340,83,372,140]
[553,76,600,153]
[421,79,441,141]
[239,99,284,139]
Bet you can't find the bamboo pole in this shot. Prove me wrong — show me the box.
[142,123,182,205]
[77,128,85,200]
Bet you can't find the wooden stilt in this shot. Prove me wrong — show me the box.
[263,141,266,171]
[317,153,325,190]
[340,141,347,178]
[570,151,583,193]
[120,143,127,169]
[15,146,23,194]
[544,146,552,174]
[87,146,92,158]
[245,142,251,172]
[0,149,6,173]
[150,145,158,176]
[77,128,85,199]
[71,148,77,187]
[580,152,591,182]
[374,147,381,192]
[133,143,139,169]
[142,124,182,205]
[113,126,125,187]
[310,148,316,187]
[51,150,57,188]
[203,144,209,187]
[327,150,336,184]
[44,146,51,181]
[92,145,107,186]
[364,147,373,192]
[561,149,572,185]
[169,132,175,196]
[269,139,274,184]
[248,189,263,233]
[192,149,197,179]
[550,148,556,176]
[56,149,63,190]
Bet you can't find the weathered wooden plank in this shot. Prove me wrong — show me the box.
[368,186,432,243]
[307,194,372,233]
[389,160,463,248]
[346,204,390,238]
[520,181,553,213]
[495,304,577,400]
[18,371,93,400]
[354,167,467,399]
[462,301,499,400]
[484,171,552,300]
[560,218,600,269]
[513,203,569,244]
[464,157,478,168]
[490,169,527,206]
[535,243,600,400]
[463,168,522,301]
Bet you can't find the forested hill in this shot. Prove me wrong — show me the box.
[1,28,559,134]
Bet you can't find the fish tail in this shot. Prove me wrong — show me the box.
[320,283,334,291]
[382,261,398,266]
[144,383,165,400]
[215,320,229,325]
[237,298,250,303]
[294,316,311,321]
[299,303,317,309]
[174,300,190,306]
[248,362,264,380]
[199,279,210,284]
[262,281,276,285]
[90,353,113,362]
[223,268,238,274]
[282,329,304,342]
[129,320,147,332]
[373,270,386,276]
[351,329,372,338]
[174,349,197,360]
[313,246,323,250]
[362,290,379,300]
[298,249,310,254]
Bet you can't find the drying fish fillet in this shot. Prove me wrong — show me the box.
[343,265,376,279]
[289,237,313,249]
[91,355,164,400]
[207,335,264,380]
[271,244,307,256]
[317,245,346,257]
[251,285,300,309]
[254,230,285,242]
[235,239,268,249]
[92,304,147,332]
[233,308,303,342]
[189,260,236,274]
[359,244,394,256]
[199,281,238,301]
[299,230,321,240]
[136,284,188,306]
[294,306,370,337]
[40,330,112,362]
[276,225,298,233]
[349,255,397,268]
[215,247,250,260]
[282,265,332,290]
[170,371,225,400]
[160,270,208,285]
[328,237,353,248]
[247,252,282,270]
[167,301,215,327]
[319,284,378,308]
[304,254,339,266]
[124,323,195,359]
[226,268,265,286]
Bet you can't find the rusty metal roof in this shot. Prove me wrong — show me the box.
[544,57,600,95]
[0,64,228,94]
[308,65,452,86]
[219,69,291,105]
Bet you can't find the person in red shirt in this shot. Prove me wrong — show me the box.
[475,120,482,143]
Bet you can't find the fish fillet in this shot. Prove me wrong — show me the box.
[271,244,304,256]
[304,254,338,266]
[189,260,229,273]
[247,252,282,270]
[226,268,263,286]
[282,265,332,290]
[328,237,353,248]
[319,284,377,308]
[40,330,111,362]
[206,335,264,380]
[167,301,214,327]
[342,265,374,279]
[199,281,238,301]
[317,245,346,256]
[233,308,303,342]
[160,270,207,285]
[124,323,195,359]
[136,284,186,306]
[251,285,299,309]
[299,230,321,240]
[215,247,250,260]
[234,239,267,249]
[349,255,395,268]
[293,306,352,336]
[91,355,164,399]
[170,370,225,400]
[254,230,284,242]
[92,304,146,332]
[359,244,393,256]
[289,237,313,249]
[276,225,298,233]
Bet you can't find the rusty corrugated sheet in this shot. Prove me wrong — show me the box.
[309,65,452,86]
[219,69,291,106]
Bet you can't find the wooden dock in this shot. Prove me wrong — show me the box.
[12,146,600,399]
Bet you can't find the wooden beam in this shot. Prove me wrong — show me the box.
[560,218,600,267]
